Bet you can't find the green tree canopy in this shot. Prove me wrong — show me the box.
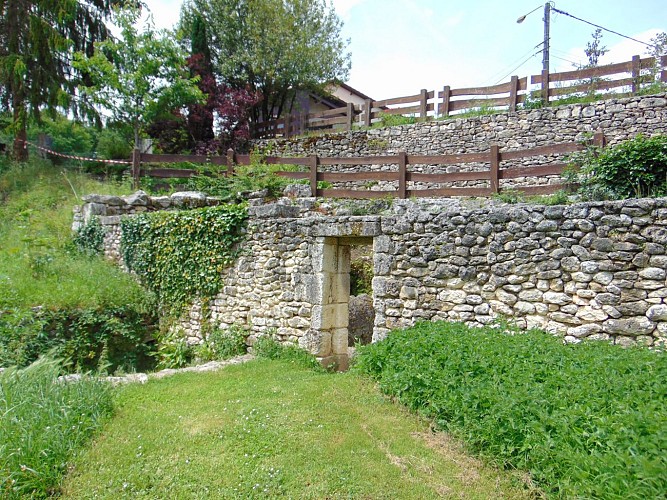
[74,6,204,149]
[0,0,121,159]
[181,0,351,122]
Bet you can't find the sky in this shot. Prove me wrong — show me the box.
[142,0,667,100]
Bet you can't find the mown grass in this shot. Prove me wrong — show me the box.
[354,321,667,499]
[62,357,536,499]
[0,357,114,499]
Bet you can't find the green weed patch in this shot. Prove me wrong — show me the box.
[354,321,667,499]
[0,357,114,498]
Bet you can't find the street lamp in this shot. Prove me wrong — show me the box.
[517,2,553,73]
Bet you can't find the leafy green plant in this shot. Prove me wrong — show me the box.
[566,134,667,200]
[155,329,193,369]
[0,306,157,374]
[120,204,248,314]
[253,335,323,371]
[186,159,303,200]
[372,111,417,128]
[0,357,114,498]
[73,216,105,256]
[525,189,570,206]
[354,321,667,499]
[195,324,248,362]
[350,257,373,296]
[493,188,524,204]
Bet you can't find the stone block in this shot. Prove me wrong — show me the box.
[299,329,332,357]
[311,304,349,329]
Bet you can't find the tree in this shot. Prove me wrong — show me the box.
[0,0,121,159]
[646,32,667,86]
[583,29,608,68]
[187,14,216,144]
[73,6,204,150]
[181,0,350,123]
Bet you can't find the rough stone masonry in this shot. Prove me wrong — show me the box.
[78,191,667,368]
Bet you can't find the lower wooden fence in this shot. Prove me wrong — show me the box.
[132,132,605,199]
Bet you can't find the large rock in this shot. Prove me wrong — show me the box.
[348,294,375,346]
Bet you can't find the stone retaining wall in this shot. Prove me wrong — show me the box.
[253,94,667,192]
[79,193,667,364]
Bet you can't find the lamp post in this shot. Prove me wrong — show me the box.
[517,2,553,73]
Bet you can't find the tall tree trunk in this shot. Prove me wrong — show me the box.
[12,98,28,161]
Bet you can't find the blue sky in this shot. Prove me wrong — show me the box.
[144,0,666,100]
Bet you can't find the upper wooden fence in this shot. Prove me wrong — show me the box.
[253,55,667,138]
[131,132,606,199]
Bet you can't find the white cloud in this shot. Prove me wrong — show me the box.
[331,0,367,19]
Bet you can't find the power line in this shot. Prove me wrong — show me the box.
[482,46,540,85]
[494,51,541,85]
[551,7,656,49]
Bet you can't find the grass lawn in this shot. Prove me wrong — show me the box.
[62,359,537,499]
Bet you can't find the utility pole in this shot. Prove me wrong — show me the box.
[542,2,551,72]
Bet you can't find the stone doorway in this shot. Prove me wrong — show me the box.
[305,236,374,370]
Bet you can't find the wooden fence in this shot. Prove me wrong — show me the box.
[132,132,605,199]
[252,54,666,138]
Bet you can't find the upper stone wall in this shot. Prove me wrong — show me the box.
[253,94,667,158]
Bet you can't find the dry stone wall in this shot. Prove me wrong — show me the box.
[255,94,667,157]
[254,94,667,191]
[79,192,667,358]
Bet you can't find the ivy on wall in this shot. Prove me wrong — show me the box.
[120,204,248,312]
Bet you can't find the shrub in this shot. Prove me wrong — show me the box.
[0,357,114,498]
[566,134,667,200]
[0,306,157,374]
[194,324,248,362]
[354,321,667,499]
[154,329,193,369]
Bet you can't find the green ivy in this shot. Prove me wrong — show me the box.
[73,216,105,256]
[120,204,248,313]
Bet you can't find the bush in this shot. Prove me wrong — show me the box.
[154,329,193,369]
[194,324,247,362]
[0,357,114,498]
[0,306,157,374]
[354,321,667,499]
[567,134,667,200]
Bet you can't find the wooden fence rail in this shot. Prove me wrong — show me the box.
[251,54,666,138]
[132,133,606,199]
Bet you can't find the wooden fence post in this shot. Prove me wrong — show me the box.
[541,69,550,106]
[398,151,407,199]
[363,98,372,127]
[226,148,235,176]
[346,102,354,131]
[309,155,319,197]
[132,148,141,189]
[440,86,451,117]
[490,144,500,195]
[631,55,641,93]
[419,89,428,120]
[593,130,606,149]
[509,76,519,112]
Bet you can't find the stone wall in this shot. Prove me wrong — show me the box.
[80,192,667,365]
[73,191,223,263]
[253,94,667,191]
[255,94,667,157]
